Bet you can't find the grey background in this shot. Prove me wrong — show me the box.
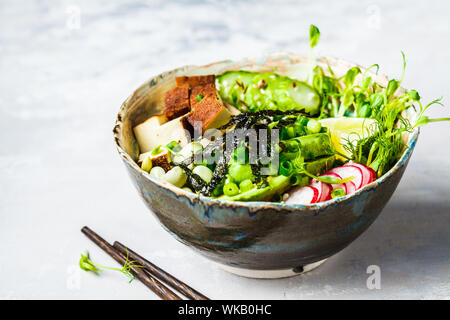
[0,0,449,299]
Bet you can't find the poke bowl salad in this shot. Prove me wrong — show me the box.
[131,25,447,206]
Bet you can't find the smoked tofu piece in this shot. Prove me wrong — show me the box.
[190,83,217,109]
[175,75,215,88]
[164,84,190,120]
[223,101,242,116]
[186,95,232,133]
[134,115,192,153]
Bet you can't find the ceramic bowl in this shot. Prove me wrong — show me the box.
[113,53,418,278]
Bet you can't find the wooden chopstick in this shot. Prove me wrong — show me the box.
[81,226,181,300]
[113,241,209,300]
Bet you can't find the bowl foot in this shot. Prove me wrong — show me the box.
[216,259,327,279]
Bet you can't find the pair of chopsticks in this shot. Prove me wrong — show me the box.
[81,226,209,300]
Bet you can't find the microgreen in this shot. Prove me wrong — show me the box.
[309,24,320,49]
[310,47,448,176]
[79,250,144,283]
[344,67,361,88]
[413,97,450,128]
[302,170,355,184]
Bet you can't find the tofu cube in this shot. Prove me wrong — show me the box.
[138,149,172,172]
[175,75,215,88]
[134,115,192,153]
[164,84,190,120]
[186,95,232,133]
[190,83,217,110]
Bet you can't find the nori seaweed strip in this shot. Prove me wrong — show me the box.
[177,155,194,167]
[217,113,248,130]
[272,117,298,129]
[200,128,247,196]
[202,135,225,166]
[252,110,302,117]
[200,156,229,196]
[217,110,304,131]
[197,110,306,196]
[236,115,253,129]
[250,163,262,183]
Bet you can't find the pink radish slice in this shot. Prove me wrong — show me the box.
[321,172,347,194]
[345,181,357,194]
[366,166,376,182]
[344,162,374,185]
[310,180,332,202]
[329,165,364,189]
[285,186,319,204]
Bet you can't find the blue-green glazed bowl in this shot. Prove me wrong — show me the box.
[113,53,418,278]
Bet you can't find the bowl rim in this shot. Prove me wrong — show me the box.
[113,53,420,211]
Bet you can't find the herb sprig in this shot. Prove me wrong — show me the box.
[79,250,143,283]
[308,25,449,177]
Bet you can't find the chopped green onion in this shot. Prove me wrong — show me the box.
[196,94,204,102]
[271,193,282,202]
[290,174,308,186]
[268,121,279,129]
[286,126,295,138]
[173,142,203,164]
[284,140,300,153]
[306,119,321,134]
[297,116,309,126]
[331,188,346,198]
[223,182,239,196]
[232,146,248,163]
[151,145,163,156]
[166,141,181,152]
[294,122,306,136]
[280,127,289,140]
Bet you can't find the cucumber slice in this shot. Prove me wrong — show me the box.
[273,76,321,114]
[216,71,256,109]
[243,72,278,112]
[217,71,321,115]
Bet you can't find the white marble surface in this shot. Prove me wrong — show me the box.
[0,0,449,299]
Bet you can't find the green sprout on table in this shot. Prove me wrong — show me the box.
[79,250,143,283]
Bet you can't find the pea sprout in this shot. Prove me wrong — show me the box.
[79,250,144,283]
